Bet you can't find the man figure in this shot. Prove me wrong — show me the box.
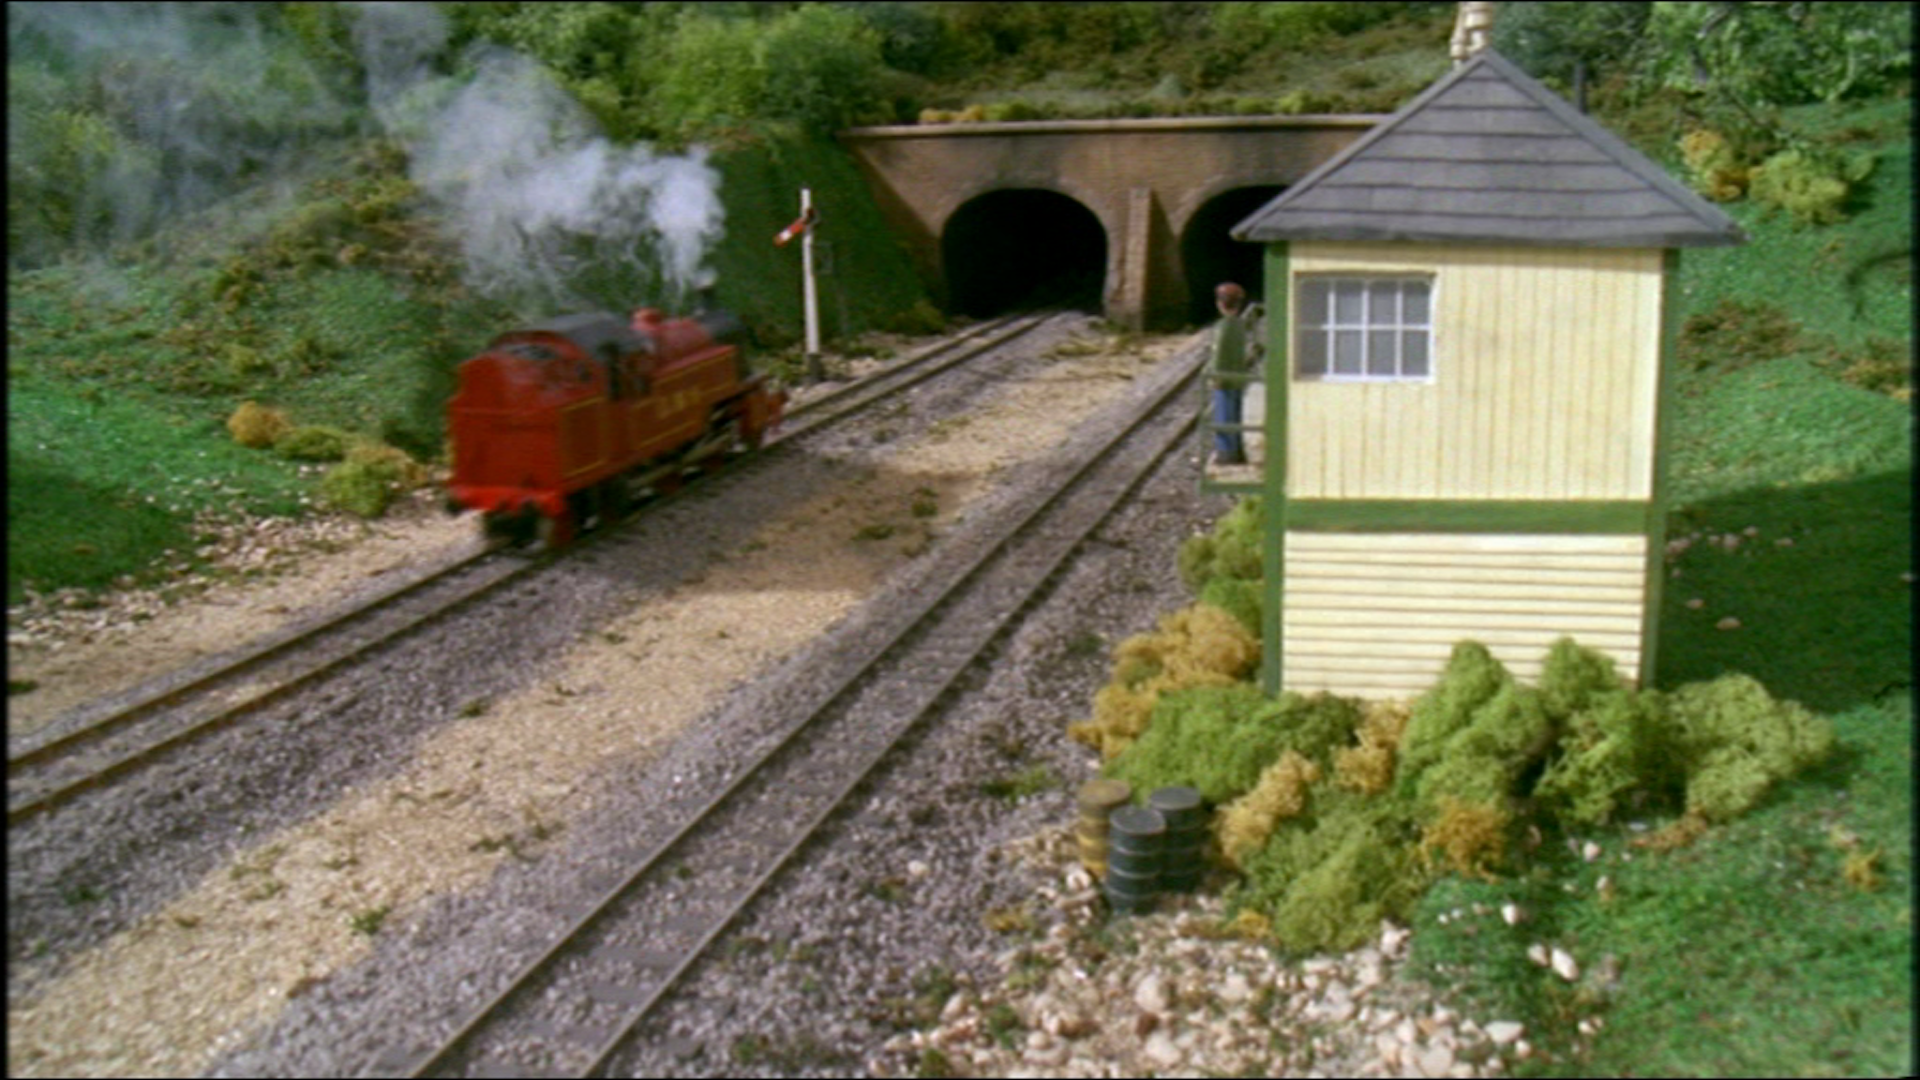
[1210,281,1259,466]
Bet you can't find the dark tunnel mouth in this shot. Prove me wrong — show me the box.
[942,189,1107,318]
[1182,185,1286,326]
[938,184,1290,327]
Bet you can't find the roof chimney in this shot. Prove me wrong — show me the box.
[1451,1,1495,65]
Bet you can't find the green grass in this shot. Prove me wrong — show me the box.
[7,378,312,604]
[1410,693,1912,1078]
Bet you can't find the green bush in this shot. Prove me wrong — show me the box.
[317,443,422,519]
[1177,497,1262,593]
[1105,686,1361,807]
[1534,688,1672,827]
[1233,784,1428,954]
[1212,2,1420,49]
[1748,147,1876,226]
[1668,673,1837,821]
[1394,640,1512,782]
[1211,637,1842,953]
[760,6,890,133]
[981,100,1042,122]
[1537,635,1626,717]
[275,425,354,462]
[1197,576,1261,639]
[1104,683,1280,806]
[882,300,948,336]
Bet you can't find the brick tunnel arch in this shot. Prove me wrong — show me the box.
[942,189,1107,318]
[1181,185,1287,325]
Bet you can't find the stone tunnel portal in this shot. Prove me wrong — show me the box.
[1181,185,1286,326]
[943,189,1107,318]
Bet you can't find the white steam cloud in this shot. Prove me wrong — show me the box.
[346,3,726,315]
[11,2,725,311]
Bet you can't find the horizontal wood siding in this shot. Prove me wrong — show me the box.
[1282,531,1648,698]
[1285,244,1663,502]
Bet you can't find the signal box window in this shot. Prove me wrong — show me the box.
[1295,276,1433,380]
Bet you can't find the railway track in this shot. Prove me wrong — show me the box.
[4,314,1055,828]
[770,312,1054,442]
[364,336,1207,1079]
[5,545,525,824]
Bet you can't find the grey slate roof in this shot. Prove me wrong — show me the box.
[1232,50,1745,248]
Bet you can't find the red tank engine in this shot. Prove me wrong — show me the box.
[446,307,786,545]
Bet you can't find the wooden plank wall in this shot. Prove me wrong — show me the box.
[1281,531,1648,698]
[1286,243,1664,501]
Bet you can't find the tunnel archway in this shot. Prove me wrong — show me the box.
[942,189,1107,317]
[1181,186,1286,326]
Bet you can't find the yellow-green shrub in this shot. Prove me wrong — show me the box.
[319,442,425,518]
[1534,688,1671,827]
[1419,795,1512,879]
[1104,688,1360,814]
[1395,641,1511,781]
[275,424,355,462]
[1334,699,1409,795]
[1101,683,1283,806]
[1679,128,1751,202]
[1218,749,1321,870]
[1177,497,1262,593]
[1234,786,1429,954]
[1067,601,1258,760]
[1668,673,1836,821]
[1748,147,1875,226]
[227,401,293,449]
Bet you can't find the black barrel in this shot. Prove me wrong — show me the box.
[1075,778,1133,880]
[1104,805,1166,913]
[1149,786,1206,893]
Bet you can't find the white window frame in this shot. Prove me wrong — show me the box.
[1293,274,1435,382]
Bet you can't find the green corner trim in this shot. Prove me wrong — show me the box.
[1261,244,1290,695]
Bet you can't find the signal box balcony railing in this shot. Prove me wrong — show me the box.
[1199,367,1265,495]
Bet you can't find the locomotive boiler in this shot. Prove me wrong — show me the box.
[445,307,786,546]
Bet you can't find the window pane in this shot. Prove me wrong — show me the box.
[1299,279,1330,325]
[1333,281,1365,324]
[1296,328,1327,375]
[1373,282,1400,325]
[1367,330,1399,375]
[1402,332,1430,376]
[1403,280,1431,325]
[1333,330,1363,374]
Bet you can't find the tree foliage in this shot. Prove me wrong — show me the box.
[652,5,889,139]
[1640,1,1912,107]
[1491,1,1653,90]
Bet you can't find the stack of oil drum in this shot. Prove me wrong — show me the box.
[1076,780,1207,914]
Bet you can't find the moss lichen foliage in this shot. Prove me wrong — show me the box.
[1077,628,1837,954]
[1176,496,1263,637]
[1066,601,1259,760]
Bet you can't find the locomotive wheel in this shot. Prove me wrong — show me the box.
[537,511,575,549]
[485,510,538,547]
[598,477,631,526]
